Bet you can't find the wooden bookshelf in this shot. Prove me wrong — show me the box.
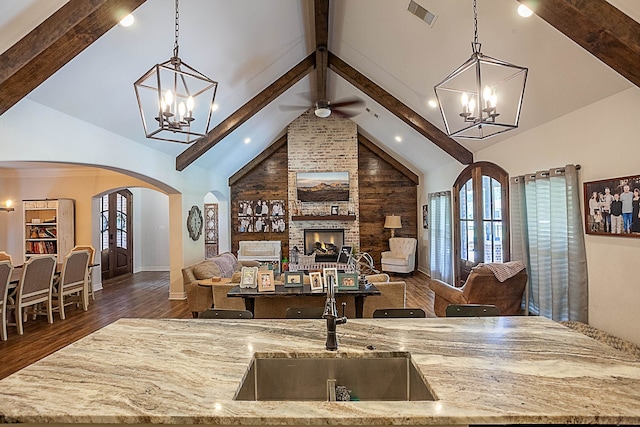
[23,199,75,262]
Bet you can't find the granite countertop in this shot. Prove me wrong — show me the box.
[0,316,639,425]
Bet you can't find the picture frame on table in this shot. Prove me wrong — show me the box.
[337,245,352,264]
[337,272,358,290]
[258,270,275,292]
[323,267,338,289]
[309,271,323,292]
[330,205,339,215]
[240,266,258,288]
[284,271,304,288]
[584,174,640,237]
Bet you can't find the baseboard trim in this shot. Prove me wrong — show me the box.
[169,291,187,300]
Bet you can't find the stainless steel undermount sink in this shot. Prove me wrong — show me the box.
[234,352,436,401]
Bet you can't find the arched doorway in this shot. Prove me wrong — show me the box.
[100,190,133,281]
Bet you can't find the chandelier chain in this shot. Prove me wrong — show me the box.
[472,0,478,45]
[173,0,180,58]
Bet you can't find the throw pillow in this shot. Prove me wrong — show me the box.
[192,261,222,280]
[211,252,238,278]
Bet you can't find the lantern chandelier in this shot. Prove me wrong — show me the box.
[434,0,528,139]
[134,0,218,144]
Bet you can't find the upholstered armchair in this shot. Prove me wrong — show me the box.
[381,237,417,274]
[429,262,528,317]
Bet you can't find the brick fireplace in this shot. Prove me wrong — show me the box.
[287,111,359,255]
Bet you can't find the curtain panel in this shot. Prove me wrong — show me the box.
[429,191,453,285]
[510,165,588,322]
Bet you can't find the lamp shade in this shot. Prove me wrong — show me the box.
[384,215,402,229]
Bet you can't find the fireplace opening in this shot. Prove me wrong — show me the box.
[304,229,345,262]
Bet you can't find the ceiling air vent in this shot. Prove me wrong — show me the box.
[407,1,437,28]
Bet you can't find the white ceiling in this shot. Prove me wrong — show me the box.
[0,0,637,177]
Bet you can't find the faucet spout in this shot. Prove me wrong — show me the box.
[323,275,347,351]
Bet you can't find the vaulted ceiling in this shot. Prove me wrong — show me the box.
[1,0,638,178]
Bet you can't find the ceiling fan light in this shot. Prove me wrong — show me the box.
[315,107,331,118]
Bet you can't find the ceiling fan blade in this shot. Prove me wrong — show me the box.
[331,97,365,109]
[331,108,360,118]
[279,104,311,112]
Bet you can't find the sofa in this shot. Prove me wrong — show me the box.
[182,252,259,317]
[429,263,528,317]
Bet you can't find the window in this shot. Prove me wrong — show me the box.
[453,162,510,285]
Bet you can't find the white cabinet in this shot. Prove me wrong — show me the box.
[23,199,75,263]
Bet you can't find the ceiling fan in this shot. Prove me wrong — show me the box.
[280,96,365,118]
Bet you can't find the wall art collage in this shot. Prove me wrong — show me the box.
[238,200,286,233]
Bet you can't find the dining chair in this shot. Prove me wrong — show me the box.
[201,308,254,319]
[445,304,500,317]
[71,245,96,300]
[53,250,90,320]
[0,260,14,341]
[373,308,426,318]
[14,256,57,334]
[285,306,325,319]
[0,251,13,264]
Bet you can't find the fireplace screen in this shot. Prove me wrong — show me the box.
[303,229,345,262]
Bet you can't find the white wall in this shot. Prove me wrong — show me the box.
[0,99,221,297]
[425,87,640,345]
[133,188,170,272]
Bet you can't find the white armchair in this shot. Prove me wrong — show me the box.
[381,237,417,274]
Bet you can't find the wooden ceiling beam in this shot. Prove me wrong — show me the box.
[314,0,330,101]
[0,0,147,115]
[518,0,640,88]
[328,52,473,165]
[176,53,316,171]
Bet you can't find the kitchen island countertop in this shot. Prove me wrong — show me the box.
[0,316,639,426]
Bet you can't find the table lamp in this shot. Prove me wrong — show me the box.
[384,215,402,237]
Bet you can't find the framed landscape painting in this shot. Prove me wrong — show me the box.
[583,174,640,237]
[296,171,349,202]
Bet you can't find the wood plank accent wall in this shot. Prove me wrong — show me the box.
[230,142,289,258]
[230,137,418,270]
[358,141,418,267]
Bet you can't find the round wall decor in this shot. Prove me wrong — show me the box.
[187,205,203,241]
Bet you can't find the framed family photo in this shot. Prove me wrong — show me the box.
[258,270,275,292]
[309,271,323,292]
[422,204,428,229]
[323,267,338,289]
[337,272,358,290]
[283,271,304,288]
[240,266,258,288]
[584,174,640,237]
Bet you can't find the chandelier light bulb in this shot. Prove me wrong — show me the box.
[164,90,173,109]
[468,97,476,115]
[483,86,492,107]
[178,101,186,121]
[186,96,195,115]
[461,92,469,107]
[490,93,498,108]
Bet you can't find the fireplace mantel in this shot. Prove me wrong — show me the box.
[291,215,356,221]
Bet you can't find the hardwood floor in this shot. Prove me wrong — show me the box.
[0,270,434,380]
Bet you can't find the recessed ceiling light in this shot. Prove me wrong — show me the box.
[517,4,533,17]
[427,99,438,108]
[119,14,134,27]
[211,103,219,111]
[395,136,402,142]
[244,138,251,144]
